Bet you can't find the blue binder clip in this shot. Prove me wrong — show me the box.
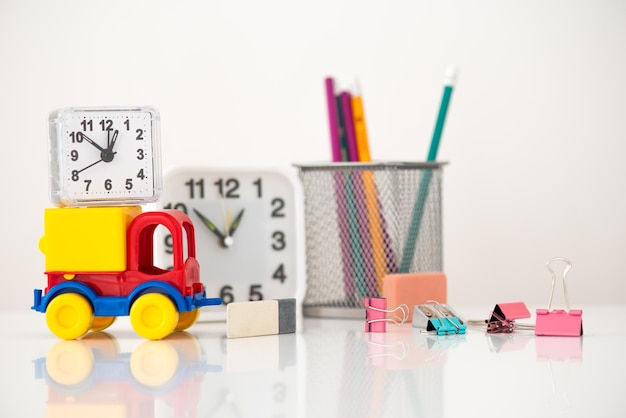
[412,302,467,335]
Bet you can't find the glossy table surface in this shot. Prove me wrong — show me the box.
[1,306,624,417]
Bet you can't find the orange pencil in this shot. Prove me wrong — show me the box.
[351,85,371,162]
[352,86,386,292]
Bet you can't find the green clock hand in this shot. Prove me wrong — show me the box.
[228,208,245,237]
[193,208,230,247]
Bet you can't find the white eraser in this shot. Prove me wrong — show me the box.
[226,299,296,338]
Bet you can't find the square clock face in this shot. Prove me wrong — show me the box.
[154,166,304,319]
[48,107,162,207]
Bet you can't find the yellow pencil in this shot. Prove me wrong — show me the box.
[352,88,386,292]
[351,91,371,162]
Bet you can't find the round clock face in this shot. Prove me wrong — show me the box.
[48,107,161,207]
[155,166,303,318]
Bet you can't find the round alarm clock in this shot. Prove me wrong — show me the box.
[48,106,161,207]
[155,165,305,319]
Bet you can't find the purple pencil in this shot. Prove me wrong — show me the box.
[325,77,355,301]
[325,78,342,163]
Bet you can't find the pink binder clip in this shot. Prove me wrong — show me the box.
[535,257,583,337]
[364,297,409,333]
[486,302,532,333]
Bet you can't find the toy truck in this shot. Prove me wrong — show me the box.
[32,206,221,340]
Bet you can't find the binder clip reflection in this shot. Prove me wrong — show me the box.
[486,302,534,333]
[364,297,409,333]
[535,257,583,337]
[365,333,409,366]
[536,335,583,410]
[412,301,467,335]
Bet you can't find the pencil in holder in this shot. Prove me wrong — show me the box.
[295,161,445,318]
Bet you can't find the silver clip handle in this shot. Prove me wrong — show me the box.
[546,257,573,311]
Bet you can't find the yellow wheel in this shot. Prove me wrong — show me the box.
[46,340,94,386]
[46,293,94,340]
[167,332,202,363]
[90,316,116,332]
[175,309,200,332]
[81,332,119,360]
[130,293,178,340]
[130,340,179,387]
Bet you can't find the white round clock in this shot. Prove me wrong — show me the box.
[155,165,305,319]
[48,106,162,207]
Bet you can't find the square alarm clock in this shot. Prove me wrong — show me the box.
[155,165,305,319]
[48,106,161,207]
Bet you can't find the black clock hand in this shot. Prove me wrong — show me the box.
[76,158,103,174]
[101,130,119,163]
[78,132,105,152]
[193,208,230,246]
[228,208,245,237]
[107,129,119,151]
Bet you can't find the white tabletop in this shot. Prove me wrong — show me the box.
[1,305,624,417]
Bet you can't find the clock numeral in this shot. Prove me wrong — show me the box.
[70,132,83,143]
[136,129,144,140]
[253,178,262,198]
[218,285,265,305]
[271,231,286,251]
[84,179,92,191]
[249,284,263,301]
[273,383,287,402]
[80,119,93,131]
[272,264,287,283]
[104,179,112,191]
[271,198,286,217]
[164,234,173,254]
[124,119,130,131]
[220,285,234,304]
[214,178,240,198]
[137,149,145,160]
[125,178,133,190]
[99,119,113,131]
[71,170,79,181]
[70,150,79,161]
[137,168,146,180]
[163,202,188,214]
[185,178,205,199]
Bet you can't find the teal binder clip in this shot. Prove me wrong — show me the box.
[412,302,467,335]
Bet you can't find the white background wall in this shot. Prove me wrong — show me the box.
[1,0,624,311]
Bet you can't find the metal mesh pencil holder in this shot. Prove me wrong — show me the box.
[295,162,445,318]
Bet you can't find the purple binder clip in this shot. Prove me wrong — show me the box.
[364,297,409,333]
[535,257,583,337]
[486,302,532,333]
